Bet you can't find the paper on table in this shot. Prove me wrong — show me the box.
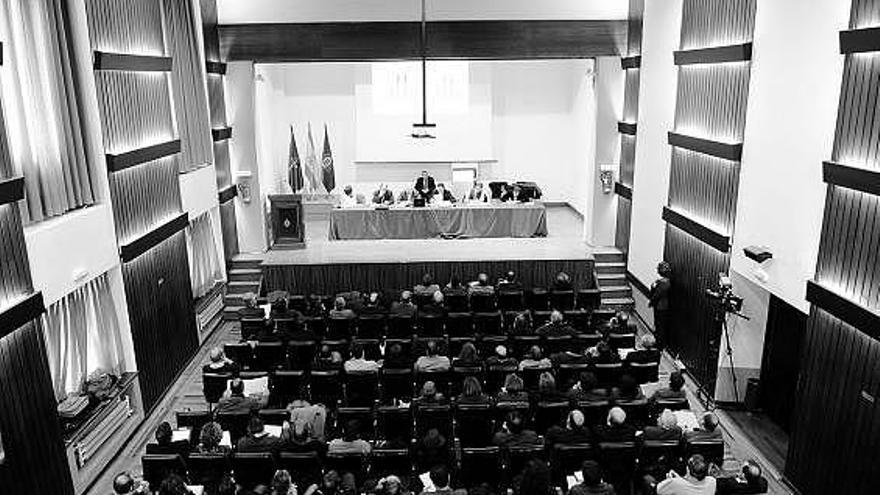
[675,410,699,431]
[419,472,435,491]
[566,470,584,489]
[265,425,283,437]
[186,486,204,495]
[172,429,190,442]
[220,431,232,448]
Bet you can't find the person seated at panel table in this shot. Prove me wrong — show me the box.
[432,183,457,204]
[339,184,358,207]
[500,183,527,203]
[414,170,437,201]
[372,183,395,205]
[397,187,414,205]
[463,180,490,203]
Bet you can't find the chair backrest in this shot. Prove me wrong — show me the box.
[685,440,725,467]
[608,332,636,349]
[240,318,266,341]
[455,403,494,448]
[416,404,453,438]
[377,406,413,447]
[640,440,684,476]
[415,370,451,397]
[224,343,254,370]
[591,309,616,329]
[327,317,354,340]
[371,448,413,480]
[474,311,503,335]
[277,452,323,488]
[497,290,524,311]
[526,289,549,311]
[653,397,689,413]
[598,442,637,483]
[418,314,446,337]
[337,406,376,441]
[271,370,306,405]
[415,291,435,308]
[459,447,502,488]
[310,370,343,406]
[521,367,546,392]
[203,372,232,404]
[593,362,623,387]
[551,443,596,483]
[445,292,470,312]
[445,312,474,337]
[381,368,414,403]
[532,310,552,327]
[186,453,230,489]
[564,310,591,332]
[252,342,284,371]
[494,401,531,426]
[141,454,187,489]
[628,360,660,384]
[304,316,326,336]
[470,292,496,312]
[324,452,367,486]
[577,400,612,426]
[356,314,386,339]
[451,366,484,396]
[232,452,276,489]
[345,371,380,406]
[544,334,574,354]
[286,341,316,370]
[616,398,650,428]
[258,408,290,426]
[549,290,576,311]
[506,445,547,480]
[576,289,601,311]
[486,365,518,394]
[556,363,590,389]
[288,295,308,312]
[216,411,251,444]
[575,332,603,349]
[534,401,571,435]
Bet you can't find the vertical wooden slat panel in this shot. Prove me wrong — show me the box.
[615,197,632,253]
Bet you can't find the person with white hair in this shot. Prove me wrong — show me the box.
[545,409,593,447]
[644,409,683,441]
[594,406,637,443]
[202,346,239,374]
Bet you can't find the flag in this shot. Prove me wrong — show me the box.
[321,124,336,193]
[304,123,325,194]
[287,125,303,193]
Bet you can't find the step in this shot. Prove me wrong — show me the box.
[230,255,263,270]
[594,251,625,263]
[602,297,635,310]
[228,268,262,282]
[223,305,244,321]
[600,285,633,299]
[597,273,626,287]
[595,262,627,275]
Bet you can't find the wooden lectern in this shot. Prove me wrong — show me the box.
[268,194,305,249]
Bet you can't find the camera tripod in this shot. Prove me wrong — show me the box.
[718,309,749,405]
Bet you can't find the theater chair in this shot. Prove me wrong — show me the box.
[344,371,380,406]
[640,439,684,478]
[616,398,650,428]
[598,442,638,492]
[505,445,547,484]
[176,410,213,447]
[277,452,322,488]
[446,312,473,340]
[486,365,518,395]
[455,403,495,447]
[532,310,552,327]
[575,331,603,349]
[520,367,546,392]
[232,452,276,489]
[494,401,531,427]
[510,335,540,359]
[549,290,576,311]
[459,447,502,489]
[240,318,266,341]
[327,317,355,340]
[418,314,446,337]
[356,314,386,339]
[258,409,290,426]
[224,343,254,370]
[142,454,188,488]
[556,363,590,390]
[380,368,415,404]
[685,439,725,467]
[445,292,470,312]
[591,309,616,330]
[564,310,591,333]
[216,411,251,445]
[304,316,327,337]
[387,314,416,338]
[337,406,376,441]
[286,340,316,370]
[470,292,496,312]
[534,400,570,435]
[186,453,230,490]
[609,332,636,349]
[451,365,484,396]
[203,372,231,406]
[526,288,549,311]
[576,288,601,311]
[551,443,596,484]
[594,362,623,387]
[545,335,574,354]
[252,342,285,371]
[415,291,435,308]
[497,290,525,311]
[576,400,612,426]
[653,397,689,414]
[288,294,308,313]
[377,405,413,448]
[628,360,660,384]
[415,403,453,439]
[325,452,368,487]
[271,370,307,405]
[474,311,503,336]
[371,448,414,482]
[310,369,343,406]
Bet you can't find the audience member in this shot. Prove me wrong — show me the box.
[519,345,552,370]
[238,292,266,319]
[314,345,344,371]
[271,469,297,495]
[591,341,621,364]
[434,183,456,203]
[416,380,447,405]
[513,459,554,495]
[536,310,577,337]
[536,371,568,402]
[509,312,532,336]
[568,371,611,402]
[686,412,722,442]
[414,340,451,372]
[237,416,281,452]
[468,273,494,294]
[457,376,492,405]
[497,374,529,403]
[344,343,381,372]
[216,378,266,414]
[571,460,616,495]
[464,180,489,203]
[650,261,673,350]
[644,409,683,441]
[656,454,716,495]
[420,291,447,318]
[360,292,386,315]
[594,407,637,443]
[197,421,229,454]
[146,421,190,458]
[545,410,592,446]
[715,460,768,495]
[627,334,661,364]
[651,371,687,401]
[612,374,646,401]
[414,273,441,295]
[328,420,371,455]
[390,291,417,317]
[419,465,455,495]
[112,472,149,495]
[443,275,468,299]
[415,428,449,470]
[492,411,539,447]
[486,345,518,367]
[329,297,356,319]
[203,347,239,374]
[157,474,192,495]
[280,418,326,455]
[497,270,522,291]
[452,342,481,367]
[552,271,573,291]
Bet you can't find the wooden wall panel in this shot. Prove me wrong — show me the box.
[0,322,74,494]
[758,295,808,433]
[667,148,741,233]
[615,197,632,253]
[122,233,198,410]
[0,204,33,308]
[674,64,751,142]
[679,0,757,50]
[219,200,238,267]
[663,225,730,392]
[623,69,640,123]
[786,2,880,492]
[208,75,227,129]
[618,135,637,186]
[108,156,182,244]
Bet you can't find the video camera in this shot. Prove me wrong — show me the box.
[706,273,744,315]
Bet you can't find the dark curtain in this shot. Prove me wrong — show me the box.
[758,295,806,433]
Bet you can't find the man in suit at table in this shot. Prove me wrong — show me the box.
[414,170,436,201]
[372,184,395,205]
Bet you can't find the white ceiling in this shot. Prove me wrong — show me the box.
[217,0,629,24]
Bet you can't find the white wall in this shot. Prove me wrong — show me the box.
[219,0,628,24]
[253,60,596,209]
[227,61,268,253]
[628,0,682,286]
[588,57,624,245]
[730,0,849,312]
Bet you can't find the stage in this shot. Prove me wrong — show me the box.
[260,204,602,295]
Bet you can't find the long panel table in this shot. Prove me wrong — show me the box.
[329,202,548,240]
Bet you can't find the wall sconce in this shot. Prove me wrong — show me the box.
[236,170,253,203]
[599,164,617,194]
